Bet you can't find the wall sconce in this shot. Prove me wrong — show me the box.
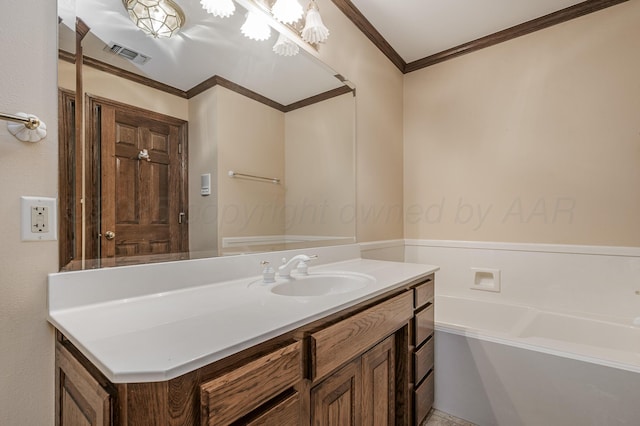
[301,0,329,44]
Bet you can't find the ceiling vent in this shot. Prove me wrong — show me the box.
[104,42,151,65]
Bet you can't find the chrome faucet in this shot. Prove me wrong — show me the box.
[278,254,318,278]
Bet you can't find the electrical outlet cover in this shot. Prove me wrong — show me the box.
[21,196,57,241]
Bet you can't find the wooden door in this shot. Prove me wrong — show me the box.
[361,335,395,426]
[58,89,79,269]
[96,98,188,266]
[311,359,361,426]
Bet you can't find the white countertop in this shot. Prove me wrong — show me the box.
[48,246,437,383]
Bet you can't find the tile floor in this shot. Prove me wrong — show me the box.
[423,409,477,426]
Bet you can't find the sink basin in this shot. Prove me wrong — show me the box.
[270,272,375,297]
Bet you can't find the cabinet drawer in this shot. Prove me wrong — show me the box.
[310,291,413,381]
[246,392,300,426]
[414,304,434,346]
[201,341,302,426]
[414,372,434,425]
[413,278,434,309]
[414,336,434,383]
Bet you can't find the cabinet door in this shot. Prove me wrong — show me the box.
[311,359,362,426]
[361,335,395,426]
[56,343,111,426]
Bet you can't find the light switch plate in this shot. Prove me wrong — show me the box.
[201,173,211,196]
[21,196,57,241]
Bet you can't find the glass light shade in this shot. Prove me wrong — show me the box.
[273,33,299,56]
[124,0,185,38]
[241,11,272,41]
[301,0,329,44]
[200,0,235,18]
[272,0,303,24]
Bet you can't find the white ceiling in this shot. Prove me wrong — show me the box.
[61,0,344,106]
[60,0,592,101]
[350,0,586,63]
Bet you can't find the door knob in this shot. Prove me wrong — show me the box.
[104,231,115,240]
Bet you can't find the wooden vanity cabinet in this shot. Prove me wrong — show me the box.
[410,275,435,425]
[200,341,303,425]
[56,343,112,426]
[311,356,362,425]
[309,335,396,426]
[55,337,304,426]
[309,290,412,426]
[55,275,436,426]
[243,391,301,426]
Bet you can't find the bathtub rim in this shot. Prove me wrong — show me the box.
[435,296,640,375]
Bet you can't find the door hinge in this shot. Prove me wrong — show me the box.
[178,212,186,224]
[178,143,182,154]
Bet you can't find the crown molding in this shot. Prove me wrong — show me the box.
[59,51,349,111]
[330,0,406,72]
[405,0,630,73]
[331,0,629,74]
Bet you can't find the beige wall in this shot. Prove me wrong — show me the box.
[216,87,286,250]
[317,0,405,242]
[0,1,58,424]
[58,60,189,120]
[188,87,219,258]
[404,1,640,246]
[193,88,357,254]
[285,92,356,238]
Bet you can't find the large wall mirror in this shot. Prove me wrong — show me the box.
[58,0,356,270]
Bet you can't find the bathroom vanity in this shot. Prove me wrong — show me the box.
[49,246,437,425]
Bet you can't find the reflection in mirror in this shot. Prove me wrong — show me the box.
[57,0,356,270]
[57,0,79,270]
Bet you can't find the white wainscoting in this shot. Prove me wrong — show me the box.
[405,239,640,323]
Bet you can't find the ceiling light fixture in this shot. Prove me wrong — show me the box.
[271,0,303,24]
[123,0,185,39]
[301,0,329,44]
[200,0,236,18]
[241,11,272,41]
[273,33,300,56]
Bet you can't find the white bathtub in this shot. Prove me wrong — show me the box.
[434,296,640,425]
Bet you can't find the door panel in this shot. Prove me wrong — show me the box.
[95,98,188,267]
[149,163,169,224]
[311,359,361,426]
[115,157,139,224]
[361,335,395,426]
